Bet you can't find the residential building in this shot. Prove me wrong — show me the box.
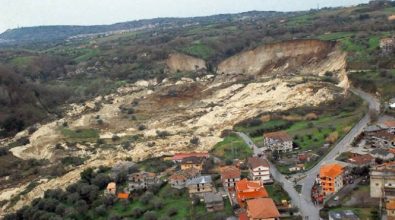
[180,156,206,171]
[371,148,394,161]
[380,37,395,54]
[128,172,160,191]
[382,120,395,134]
[347,154,375,167]
[328,210,360,220]
[186,175,213,194]
[220,166,241,190]
[390,98,395,109]
[106,182,116,195]
[203,192,224,212]
[172,152,209,163]
[319,163,344,196]
[366,130,395,148]
[245,198,280,220]
[370,162,395,199]
[169,168,200,189]
[386,199,395,218]
[289,164,305,172]
[236,179,268,207]
[247,157,271,183]
[263,131,293,152]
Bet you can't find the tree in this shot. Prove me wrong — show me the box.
[95,205,107,216]
[131,207,143,218]
[92,173,111,190]
[80,168,94,183]
[76,200,88,213]
[140,192,154,205]
[143,211,157,220]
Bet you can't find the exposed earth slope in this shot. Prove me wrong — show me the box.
[0,39,348,214]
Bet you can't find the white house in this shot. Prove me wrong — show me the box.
[263,131,293,152]
[247,157,271,183]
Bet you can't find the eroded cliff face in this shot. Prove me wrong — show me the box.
[166,53,206,72]
[1,40,350,215]
[217,39,349,89]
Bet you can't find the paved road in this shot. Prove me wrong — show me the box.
[235,88,380,220]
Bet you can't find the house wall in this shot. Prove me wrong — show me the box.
[251,166,271,182]
[223,177,240,188]
[188,183,213,194]
[264,138,293,152]
[370,172,395,198]
[181,164,203,171]
[320,174,343,195]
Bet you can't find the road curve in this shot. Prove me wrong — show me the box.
[235,88,380,220]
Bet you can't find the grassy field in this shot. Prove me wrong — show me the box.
[180,42,214,60]
[102,184,233,220]
[60,128,99,139]
[211,133,253,161]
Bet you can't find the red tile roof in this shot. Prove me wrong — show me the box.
[387,199,395,210]
[247,198,280,219]
[117,193,129,199]
[248,157,270,169]
[236,179,268,206]
[348,154,374,165]
[383,120,395,128]
[320,163,343,179]
[263,131,292,142]
[172,152,209,161]
[239,212,248,220]
[220,166,241,179]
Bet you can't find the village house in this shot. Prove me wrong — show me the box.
[289,163,305,172]
[370,162,395,199]
[263,131,293,152]
[203,192,224,212]
[347,154,375,167]
[386,199,395,219]
[380,37,395,54]
[239,198,280,220]
[390,98,395,110]
[366,130,395,148]
[247,157,271,183]
[185,175,213,195]
[180,156,206,171]
[319,163,344,196]
[370,148,394,161]
[172,152,209,163]
[220,166,241,190]
[235,179,268,207]
[328,210,360,220]
[106,182,117,195]
[382,120,395,134]
[169,168,200,189]
[128,172,160,191]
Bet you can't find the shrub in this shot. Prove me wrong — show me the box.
[190,136,200,145]
[131,207,144,218]
[140,192,154,205]
[112,135,120,142]
[168,207,178,216]
[143,211,157,220]
[138,124,147,131]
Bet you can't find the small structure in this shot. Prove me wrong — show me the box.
[220,166,241,190]
[319,163,344,196]
[169,168,200,189]
[247,157,271,183]
[180,156,206,171]
[245,198,280,220]
[172,152,209,163]
[328,210,360,220]
[235,179,268,207]
[203,192,224,212]
[186,175,213,195]
[347,154,375,167]
[390,98,395,109]
[289,164,305,172]
[263,131,293,152]
[117,192,130,200]
[380,37,395,54]
[128,172,160,191]
[386,199,395,218]
[106,182,117,195]
[370,161,395,199]
[371,148,394,161]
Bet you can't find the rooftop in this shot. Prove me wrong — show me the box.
[371,148,392,156]
[181,156,206,164]
[387,199,395,210]
[328,210,360,220]
[246,198,280,219]
[186,175,212,186]
[236,179,268,200]
[248,157,270,169]
[203,192,223,204]
[172,152,209,161]
[220,166,241,179]
[263,131,292,142]
[320,163,343,178]
[169,168,200,181]
[383,120,395,128]
[348,154,374,165]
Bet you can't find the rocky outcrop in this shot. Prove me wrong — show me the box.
[166,53,206,73]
